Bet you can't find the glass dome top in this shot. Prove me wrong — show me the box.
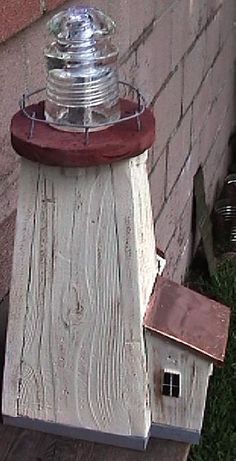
[44,6,120,131]
[47,6,116,44]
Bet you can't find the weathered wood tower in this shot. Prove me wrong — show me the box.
[2,97,161,449]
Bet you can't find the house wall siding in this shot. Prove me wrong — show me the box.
[0,0,235,300]
[146,331,213,432]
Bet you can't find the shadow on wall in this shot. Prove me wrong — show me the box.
[0,295,9,422]
[228,60,236,157]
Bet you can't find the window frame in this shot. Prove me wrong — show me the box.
[162,369,181,398]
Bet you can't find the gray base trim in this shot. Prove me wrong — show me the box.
[3,415,200,449]
[3,415,149,451]
[151,423,201,444]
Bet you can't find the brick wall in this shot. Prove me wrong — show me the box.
[0,0,235,300]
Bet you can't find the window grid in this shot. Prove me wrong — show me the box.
[162,371,180,398]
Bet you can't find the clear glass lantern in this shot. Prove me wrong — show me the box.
[44,6,120,131]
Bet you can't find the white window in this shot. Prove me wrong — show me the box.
[162,370,180,398]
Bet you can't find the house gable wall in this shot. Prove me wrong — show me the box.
[146,330,213,432]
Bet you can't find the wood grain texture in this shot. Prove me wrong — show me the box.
[146,331,212,432]
[3,152,157,442]
[0,424,190,461]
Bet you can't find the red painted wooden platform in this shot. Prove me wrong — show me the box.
[11,100,155,167]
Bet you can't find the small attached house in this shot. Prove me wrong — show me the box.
[144,277,230,444]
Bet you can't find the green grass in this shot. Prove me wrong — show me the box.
[187,259,236,461]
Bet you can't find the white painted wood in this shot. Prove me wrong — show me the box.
[146,331,213,432]
[3,152,158,442]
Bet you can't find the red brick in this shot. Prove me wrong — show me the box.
[149,150,166,220]
[192,69,213,143]
[215,145,231,195]
[189,135,201,169]
[206,0,223,19]
[135,8,172,103]
[183,33,206,111]
[109,1,132,58]
[22,14,48,90]
[199,108,219,167]
[203,141,220,205]
[163,194,193,281]
[167,108,192,195]
[0,0,41,43]
[155,149,198,251]
[147,144,165,175]
[220,31,235,81]
[197,1,210,32]
[0,211,16,301]
[46,0,67,12]
[119,0,155,54]
[211,34,235,102]
[219,0,235,46]
[0,0,73,44]
[211,47,227,100]
[153,66,182,157]
[0,34,24,224]
[171,0,208,69]
[166,237,192,283]
[171,0,188,67]
[203,109,232,205]
[0,166,19,224]
[0,34,26,134]
[204,11,220,74]
[0,134,18,177]
[126,0,176,49]
[119,53,137,91]
[200,67,234,165]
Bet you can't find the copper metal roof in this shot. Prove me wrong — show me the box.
[144,277,230,365]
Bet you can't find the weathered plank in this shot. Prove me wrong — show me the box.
[3,153,157,445]
[146,331,212,435]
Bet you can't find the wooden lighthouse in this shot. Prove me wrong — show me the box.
[2,5,230,456]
